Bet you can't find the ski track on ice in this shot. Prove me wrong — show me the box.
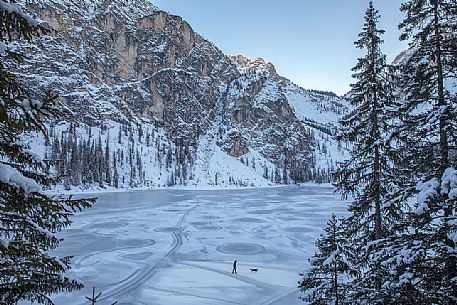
[148,287,246,305]
[98,202,200,302]
[96,202,300,304]
[256,287,299,305]
[73,236,156,271]
[52,189,338,305]
[179,261,275,291]
[89,199,293,304]
[266,216,312,255]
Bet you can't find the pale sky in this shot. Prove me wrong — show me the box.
[152,1,408,95]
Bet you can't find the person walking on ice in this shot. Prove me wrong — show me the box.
[232,260,237,274]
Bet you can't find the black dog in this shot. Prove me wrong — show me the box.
[250,268,258,273]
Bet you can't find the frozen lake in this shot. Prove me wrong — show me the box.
[50,185,348,305]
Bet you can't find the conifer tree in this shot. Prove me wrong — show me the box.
[0,2,93,304]
[333,1,400,301]
[113,152,119,188]
[300,215,354,305]
[375,1,457,302]
[105,138,111,185]
[97,135,104,187]
[138,124,143,143]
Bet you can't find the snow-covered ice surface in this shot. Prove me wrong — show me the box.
[48,185,348,305]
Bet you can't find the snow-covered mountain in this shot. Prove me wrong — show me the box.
[12,0,350,190]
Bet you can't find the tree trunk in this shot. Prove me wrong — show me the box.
[434,1,456,294]
[370,28,382,242]
[332,220,339,305]
[370,25,382,292]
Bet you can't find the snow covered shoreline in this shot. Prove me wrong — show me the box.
[45,182,334,196]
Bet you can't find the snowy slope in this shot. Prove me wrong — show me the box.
[11,0,350,191]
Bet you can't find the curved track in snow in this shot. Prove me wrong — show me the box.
[50,186,348,305]
[99,202,199,302]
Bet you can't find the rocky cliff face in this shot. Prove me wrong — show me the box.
[12,0,349,189]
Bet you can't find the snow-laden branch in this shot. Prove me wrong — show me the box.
[0,163,41,194]
[0,1,42,27]
[441,167,457,200]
